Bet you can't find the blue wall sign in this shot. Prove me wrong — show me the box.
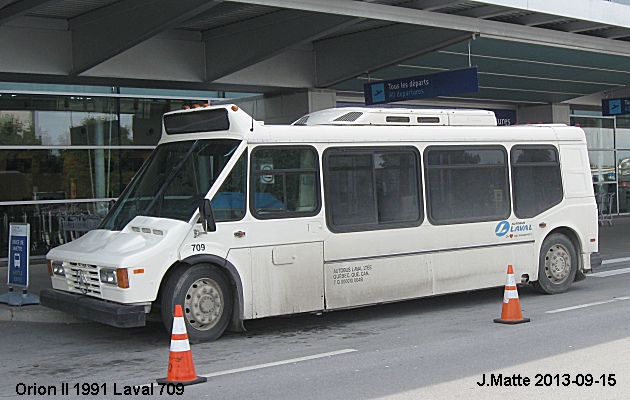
[492,109,517,126]
[602,97,630,116]
[8,223,30,287]
[364,67,479,105]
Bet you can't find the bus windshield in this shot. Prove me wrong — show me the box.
[100,139,241,231]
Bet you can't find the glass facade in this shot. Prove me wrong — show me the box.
[572,112,630,215]
[0,91,210,257]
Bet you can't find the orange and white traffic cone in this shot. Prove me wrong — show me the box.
[157,304,207,386]
[493,265,530,324]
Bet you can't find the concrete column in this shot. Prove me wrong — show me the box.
[234,89,336,125]
[517,104,570,125]
[91,98,107,200]
[94,123,106,199]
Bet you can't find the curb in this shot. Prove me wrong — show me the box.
[0,305,87,324]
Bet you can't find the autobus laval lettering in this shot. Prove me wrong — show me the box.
[41,105,599,341]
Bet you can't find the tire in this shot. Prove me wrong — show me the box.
[161,264,233,342]
[532,233,578,294]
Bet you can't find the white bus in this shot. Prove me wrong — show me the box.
[42,105,599,341]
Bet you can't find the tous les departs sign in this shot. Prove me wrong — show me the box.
[602,97,630,116]
[364,67,479,105]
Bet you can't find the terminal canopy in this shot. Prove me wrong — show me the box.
[1,0,630,106]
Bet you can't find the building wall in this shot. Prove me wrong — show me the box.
[518,104,570,125]
[233,90,336,125]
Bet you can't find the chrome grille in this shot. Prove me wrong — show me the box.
[65,263,101,296]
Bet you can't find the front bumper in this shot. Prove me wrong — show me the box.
[40,288,146,328]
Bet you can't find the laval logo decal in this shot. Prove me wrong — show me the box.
[495,221,510,237]
[495,220,533,238]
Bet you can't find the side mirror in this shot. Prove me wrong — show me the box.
[199,198,216,233]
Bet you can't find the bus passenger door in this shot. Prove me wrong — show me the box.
[246,145,325,318]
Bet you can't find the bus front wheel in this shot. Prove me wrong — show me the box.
[532,233,577,294]
[161,265,233,342]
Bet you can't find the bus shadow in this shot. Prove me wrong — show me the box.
[229,285,509,341]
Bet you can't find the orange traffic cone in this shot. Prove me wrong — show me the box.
[493,265,530,324]
[157,305,207,386]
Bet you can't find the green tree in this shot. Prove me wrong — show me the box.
[0,114,40,145]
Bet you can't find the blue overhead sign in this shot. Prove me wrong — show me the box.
[8,223,30,287]
[602,97,630,116]
[492,109,517,126]
[364,67,479,105]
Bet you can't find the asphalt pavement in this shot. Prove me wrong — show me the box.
[1,216,629,324]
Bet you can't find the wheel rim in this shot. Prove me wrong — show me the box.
[544,243,572,284]
[184,278,224,331]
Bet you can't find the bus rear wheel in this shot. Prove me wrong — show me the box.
[532,233,577,294]
[161,265,233,342]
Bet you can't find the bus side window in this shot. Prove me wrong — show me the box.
[250,146,320,219]
[425,145,510,224]
[323,146,422,232]
[211,151,247,222]
[511,145,562,218]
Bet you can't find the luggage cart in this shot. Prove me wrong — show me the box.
[59,214,103,240]
[596,192,615,226]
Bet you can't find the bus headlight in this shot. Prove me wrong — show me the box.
[51,261,65,276]
[99,268,130,288]
[100,268,118,285]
